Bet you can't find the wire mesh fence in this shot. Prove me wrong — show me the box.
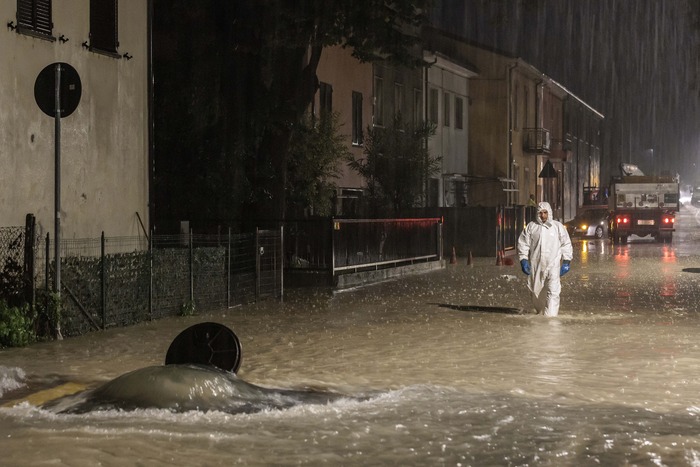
[0,226,27,307]
[1,223,283,339]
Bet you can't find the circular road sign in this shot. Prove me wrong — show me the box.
[34,62,82,118]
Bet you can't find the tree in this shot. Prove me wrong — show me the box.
[348,117,441,216]
[286,113,350,218]
[227,1,434,224]
[152,1,434,231]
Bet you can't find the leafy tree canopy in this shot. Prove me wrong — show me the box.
[286,113,350,218]
[349,117,441,216]
[229,1,435,222]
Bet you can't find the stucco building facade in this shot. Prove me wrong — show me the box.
[1,0,149,240]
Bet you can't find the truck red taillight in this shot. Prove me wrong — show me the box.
[616,215,630,225]
[662,215,675,224]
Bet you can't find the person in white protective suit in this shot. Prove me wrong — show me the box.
[517,201,573,316]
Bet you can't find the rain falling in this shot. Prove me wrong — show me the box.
[435,0,700,181]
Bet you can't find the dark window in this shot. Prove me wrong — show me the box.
[352,91,363,145]
[443,92,450,127]
[16,0,53,37]
[413,89,422,126]
[428,88,438,124]
[394,83,404,120]
[90,0,118,54]
[373,76,384,126]
[319,82,332,120]
[428,178,439,207]
[455,180,467,206]
[455,97,464,130]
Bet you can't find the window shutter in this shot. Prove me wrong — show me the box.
[17,0,53,36]
[90,0,118,53]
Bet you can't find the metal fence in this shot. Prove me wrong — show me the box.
[285,218,443,282]
[0,225,29,307]
[1,223,283,338]
[331,218,442,273]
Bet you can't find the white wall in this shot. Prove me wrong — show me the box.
[424,53,475,206]
[0,0,149,240]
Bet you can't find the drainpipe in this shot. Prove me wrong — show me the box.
[147,0,155,233]
[507,61,518,207]
[536,79,544,211]
[424,59,430,206]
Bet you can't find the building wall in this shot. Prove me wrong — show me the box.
[509,68,540,208]
[0,0,149,239]
[424,53,474,207]
[315,45,372,192]
[565,98,604,217]
[422,28,603,216]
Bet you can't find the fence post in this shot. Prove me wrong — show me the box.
[189,228,194,307]
[227,227,231,308]
[330,218,336,279]
[45,232,50,300]
[24,213,36,309]
[255,228,260,301]
[438,219,443,262]
[101,231,106,330]
[149,229,153,320]
[279,225,284,301]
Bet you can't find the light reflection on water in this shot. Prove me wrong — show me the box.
[2,220,700,465]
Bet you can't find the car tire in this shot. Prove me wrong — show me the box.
[594,226,604,239]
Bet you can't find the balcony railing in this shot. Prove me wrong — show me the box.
[522,128,551,153]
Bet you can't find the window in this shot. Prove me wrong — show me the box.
[90,0,118,54]
[16,0,53,38]
[394,83,404,120]
[428,88,438,124]
[428,178,439,207]
[319,82,332,120]
[443,92,451,127]
[455,97,464,130]
[513,86,519,129]
[352,91,363,145]
[413,88,422,126]
[373,76,384,126]
[455,181,467,206]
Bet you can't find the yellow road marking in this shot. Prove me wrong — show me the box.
[1,382,87,408]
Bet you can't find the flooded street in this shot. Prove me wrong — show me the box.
[2,206,700,466]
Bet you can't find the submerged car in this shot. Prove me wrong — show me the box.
[564,209,610,239]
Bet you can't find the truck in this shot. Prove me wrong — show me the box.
[608,163,679,244]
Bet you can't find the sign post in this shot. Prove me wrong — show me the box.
[34,62,81,338]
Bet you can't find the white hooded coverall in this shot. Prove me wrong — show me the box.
[517,202,573,316]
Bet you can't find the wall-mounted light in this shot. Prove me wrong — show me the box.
[122,52,133,60]
[59,34,69,43]
[7,21,17,31]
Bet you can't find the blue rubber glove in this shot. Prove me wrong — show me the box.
[560,260,571,276]
[520,259,531,275]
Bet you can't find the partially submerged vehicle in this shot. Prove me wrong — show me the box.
[12,322,357,414]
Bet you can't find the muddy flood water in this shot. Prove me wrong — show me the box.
[2,207,700,466]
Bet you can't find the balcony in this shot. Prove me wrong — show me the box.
[522,128,551,153]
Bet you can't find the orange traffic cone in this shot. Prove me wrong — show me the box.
[495,250,503,266]
[467,250,473,266]
[503,252,514,266]
[450,246,457,264]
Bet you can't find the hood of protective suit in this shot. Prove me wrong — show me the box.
[536,202,554,227]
